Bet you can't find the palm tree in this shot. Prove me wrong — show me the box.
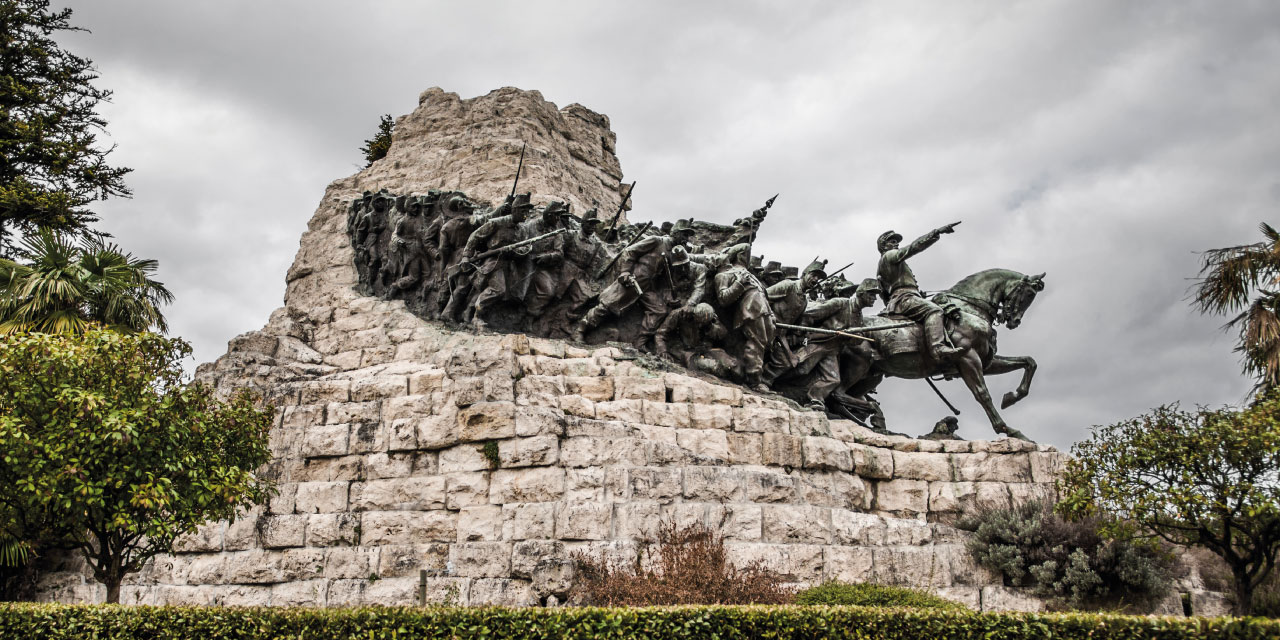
[0,231,173,335]
[1194,222,1280,392]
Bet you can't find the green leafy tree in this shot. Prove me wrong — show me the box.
[360,114,394,167]
[0,330,274,603]
[0,230,172,334]
[1194,222,1280,393]
[0,0,131,256]
[1060,395,1280,615]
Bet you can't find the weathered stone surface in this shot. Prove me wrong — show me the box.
[489,467,565,503]
[360,511,456,545]
[458,401,517,442]
[875,479,929,514]
[350,477,446,511]
[295,482,349,514]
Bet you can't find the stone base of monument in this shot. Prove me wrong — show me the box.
[37,313,1068,611]
[25,87,1229,615]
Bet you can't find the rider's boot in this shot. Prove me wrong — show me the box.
[924,313,961,361]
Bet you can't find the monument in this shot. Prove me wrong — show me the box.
[33,87,1111,612]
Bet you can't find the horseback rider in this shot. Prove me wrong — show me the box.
[876,224,962,361]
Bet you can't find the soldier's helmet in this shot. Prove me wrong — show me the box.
[877,230,903,252]
[764,261,784,278]
[542,201,568,217]
[857,277,883,295]
[782,265,799,279]
[581,208,600,226]
[669,245,691,266]
[512,193,534,211]
[749,255,763,271]
[802,259,828,280]
[671,218,696,237]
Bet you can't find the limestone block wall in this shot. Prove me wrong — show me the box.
[37,313,1066,611]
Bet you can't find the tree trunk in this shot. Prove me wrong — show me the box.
[105,573,121,604]
[1232,568,1253,616]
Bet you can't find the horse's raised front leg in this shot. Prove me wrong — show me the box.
[983,354,1037,409]
[954,351,1031,440]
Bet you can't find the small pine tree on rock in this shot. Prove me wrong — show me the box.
[361,114,394,167]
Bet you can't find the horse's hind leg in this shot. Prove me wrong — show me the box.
[984,354,1037,409]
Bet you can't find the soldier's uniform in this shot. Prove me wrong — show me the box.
[456,194,533,330]
[572,220,696,345]
[654,302,728,369]
[876,228,960,361]
[715,243,776,390]
[518,202,568,317]
[559,209,610,312]
[792,278,878,410]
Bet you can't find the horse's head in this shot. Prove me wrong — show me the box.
[1000,272,1045,329]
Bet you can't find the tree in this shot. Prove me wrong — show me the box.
[0,0,131,256]
[1059,395,1280,615]
[360,114,394,167]
[0,229,172,334]
[1194,222,1280,393]
[0,329,274,603]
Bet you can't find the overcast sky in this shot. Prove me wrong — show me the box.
[56,1,1279,449]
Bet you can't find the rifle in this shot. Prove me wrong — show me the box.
[775,320,917,342]
[810,261,855,289]
[595,221,652,279]
[458,228,567,272]
[509,142,527,198]
[605,181,636,239]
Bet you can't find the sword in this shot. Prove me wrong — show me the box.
[925,377,961,416]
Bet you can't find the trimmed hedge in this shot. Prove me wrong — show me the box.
[794,581,967,610]
[2,603,1278,640]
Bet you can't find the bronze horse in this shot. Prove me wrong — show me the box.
[841,268,1045,440]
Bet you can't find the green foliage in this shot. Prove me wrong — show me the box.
[1194,222,1280,392]
[0,230,172,334]
[481,441,500,468]
[361,114,394,167]
[0,330,274,602]
[0,0,131,255]
[1060,394,1280,615]
[794,581,965,610]
[958,500,1173,611]
[0,603,1278,639]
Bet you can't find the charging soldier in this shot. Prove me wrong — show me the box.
[876,224,961,361]
[453,193,534,330]
[715,243,776,391]
[519,201,569,317]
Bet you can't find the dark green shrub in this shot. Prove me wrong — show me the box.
[360,114,394,167]
[958,499,1174,611]
[1,603,1278,639]
[795,581,966,610]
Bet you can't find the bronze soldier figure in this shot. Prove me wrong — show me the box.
[572,219,696,345]
[876,224,961,361]
[453,193,533,330]
[714,243,776,391]
[558,208,610,317]
[519,201,569,317]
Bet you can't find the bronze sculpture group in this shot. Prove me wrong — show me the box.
[348,181,1046,440]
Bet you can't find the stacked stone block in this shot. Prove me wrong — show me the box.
[62,321,1064,611]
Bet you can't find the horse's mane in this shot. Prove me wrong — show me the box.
[944,268,1025,296]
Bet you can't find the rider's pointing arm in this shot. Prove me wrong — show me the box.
[886,225,954,265]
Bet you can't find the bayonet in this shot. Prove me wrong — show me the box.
[508,142,527,199]
[605,181,636,239]
[595,221,652,279]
